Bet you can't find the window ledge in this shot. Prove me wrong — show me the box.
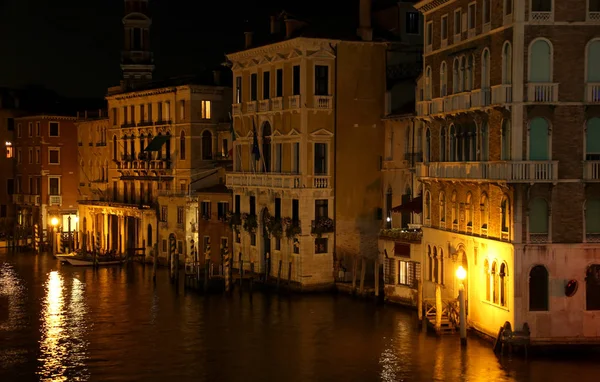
[482,300,510,312]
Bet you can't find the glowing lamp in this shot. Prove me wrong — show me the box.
[50,217,59,227]
[456,265,467,281]
[386,217,391,222]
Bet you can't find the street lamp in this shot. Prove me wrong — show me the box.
[456,265,467,346]
[50,218,59,256]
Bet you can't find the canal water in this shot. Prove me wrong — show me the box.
[1,252,600,382]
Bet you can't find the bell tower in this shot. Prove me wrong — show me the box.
[121,0,154,88]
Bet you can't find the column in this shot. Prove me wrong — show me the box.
[104,213,109,251]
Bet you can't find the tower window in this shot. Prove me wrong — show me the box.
[132,28,142,50]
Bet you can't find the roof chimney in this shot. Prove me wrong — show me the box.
[357,0,373,41]
[244,31,253,49]
[213,70,221,86]
[270,15,280,34]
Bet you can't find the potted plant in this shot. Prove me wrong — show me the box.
[311,217,335,238]
[242,213,258,233]
[225,211,241,233]
[283,217,302,239]
[267,216,284,238]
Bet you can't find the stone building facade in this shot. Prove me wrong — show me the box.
[76,111,110,202]
[413,0,600,343]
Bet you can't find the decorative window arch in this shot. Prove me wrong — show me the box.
[585,199,600,241]
[451,190,458,226]
[425,128,431,162]
[484,259,491,301]
[425,66,432,100]
[492,261,499,304]
[439,191,446,226]
[449,124,456,161]
[502,41,513,84]
[501,119,511,160]
[500,262,508,307]
[528,38,553,82]
[480,193,489,232]
[586,264,600,311]
[481,48,491,89]
[501,195,510,238]
[453,58,460,93]
[466,192,473,229]
[440,126,447,161]
[529,265,549,311]
[586,39,600,83]
[585,117,600,161]
[180,130,186,160]
[529,197,549,240]
[425,191,431,221]
[440,61,447,96]
[528,117,551,160]
[480,120,489,161]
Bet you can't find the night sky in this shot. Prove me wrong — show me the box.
[0,0,358,99]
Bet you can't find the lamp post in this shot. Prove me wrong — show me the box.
[50,217,59,257]
[456,265,467,346]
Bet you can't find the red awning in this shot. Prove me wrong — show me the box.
[391,195,423,214]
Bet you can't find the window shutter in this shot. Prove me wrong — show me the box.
[462,12,468,32]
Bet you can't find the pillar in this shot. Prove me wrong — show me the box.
[104,213,109,251]
[435,283,442,332]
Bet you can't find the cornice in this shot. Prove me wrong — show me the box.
[415,0,455,14]
[15,115,76,121]
[227,37,342,63]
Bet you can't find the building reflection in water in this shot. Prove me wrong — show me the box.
[37,271,90,381]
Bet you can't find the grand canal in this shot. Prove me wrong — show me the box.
[1,251,600,381]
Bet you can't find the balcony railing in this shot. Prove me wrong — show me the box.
[312,176,330,188]
[416,101,432,116]
[289,95,301,109]
[232,103,242,115]
[432,98,445,114]
[258,99,271,112]
[272,97,283,111]
[451,92,471,111]
[491,84,512,104]
[585,83,600,103]
[379,228,423,243]
[584,161,600,181]
[470,88,491,108]
[530,11,553,22]
[589,11,600,21]
[226,173,302,189]
[49,195,62,206]
[314,95,332,109]
[527,83,559,102]
[246,101,257,113]
[418,161,558,183]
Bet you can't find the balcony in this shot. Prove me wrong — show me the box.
[491,84,512,104]
[416,101,432,116]
[470,88,491,108]
[138,121,153,127]
[530,10,553,22]
[431,98,445,114]
[588,11,600,22]
[246,101,257,113]
[226,173,302,189]
[314,95,332,109]
[312,176,330,188]
[272,97,283,111]
[379,228,423,244]
[49,195,62,206]
[450,92,471,111]
[311,217,335,236]
[418,161,558,183]
[585,83,600,103]
[258,99,271,112]
[289,95,301,109]
[232,103,241,115]
[154,120,172,125]
[527,83,558,102]
[584,161,600,181]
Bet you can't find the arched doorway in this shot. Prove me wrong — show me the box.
[202,130,212,160]
[262,122,271,172]
[262,207,271,275]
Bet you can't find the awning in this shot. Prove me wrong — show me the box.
[144,135,169,152]
[392,195,423,214]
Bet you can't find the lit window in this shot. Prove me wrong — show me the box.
[5,142,13,158]
[201,100,211,119]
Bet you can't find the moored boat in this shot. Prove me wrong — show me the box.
[65,257,124,266]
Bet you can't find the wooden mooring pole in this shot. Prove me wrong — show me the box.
[359,258,366,295]
[287,261,292,286]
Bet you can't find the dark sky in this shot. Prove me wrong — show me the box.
[0,0,357,99]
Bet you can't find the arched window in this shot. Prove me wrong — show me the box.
[502,42,513,84]
[201,130,212,160]
[480,121,489,160]
[586,40,600,83]
[529,265,549,311]
[425,128,431,162]
[466,192,473,229]
[439,192,446,226]
[529,117,550,160]
[451,190,458,225]
[440,127,447,161]
[428,246,433,281]
[439,248,445,285]
[147,224,153,247]
[466,55,474,91]
[112,135,118,161]
[529,39,552,82]
[180,131,186,160]
[460,56,466,92]
[501,119,511,160]
[453,58,460,93]
[440,62,447,96]
[585,199,600,241]
[484,259,491,301]
[586,264,600,311]
[481,49,490,89]
[425,66,432,100]
[433,247,439,283]
[492,261,499,304]
[481,193,489,231]
[501,195,510,237]
[529,198,549,241]
[425,191,431,221]
[586,118,600,160]
[500,263,508,307]
[467,123,477,161]
[449,125,456,161]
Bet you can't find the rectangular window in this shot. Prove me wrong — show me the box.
[165,101,171,121]
[235,76,242,103]
[315,199,328,219]
[161,206,168,222]
[157,102,163,121]
[315,238,328,254]
[275,198,281,219]
[17,123,22,138]
[201,100,211,119]
[179,100,185,120]
[112,108,118,125]
[17,148,21,164]
[483,0,491,23]
[590,0,600,11]
[406,12,419,34]
[140,104,145,122]
[29,177,33,194]
[36,178,41,195]
[274,143,282,172]
[426,22,433,45]
[16,177,21,193]
[147,103,153,122]
[398,261,416,286]
[292,199,299,222]
[201,201,211,219]
[49,177,59,195]
[123,106,128,124]
[292,142,300,173]
[49,121,59,137]
[250,73,258,101]
[263,71,270,99]
[276,69,283,97]
[130,105,135,124]
[7,179,13,195]
[28,122,33,137]
[162,239,167,252]
[113,181,118,201]
[177,206,184,225]
[28,148,32,164]
[7,118,14,131]
[441,15,448,40]
[292,65,301,95]
[5,142,13,158]
[249,195,256,216]
[49,148,60,164]
[0,205,5,218]
[222,139,228,157]
[217,202,229,221]
[468,3,476,29]
[178,241,183,255]
[454,10,462,35]
[315,65,329,96]
[314,143,327,175]
[235,194,241,213]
